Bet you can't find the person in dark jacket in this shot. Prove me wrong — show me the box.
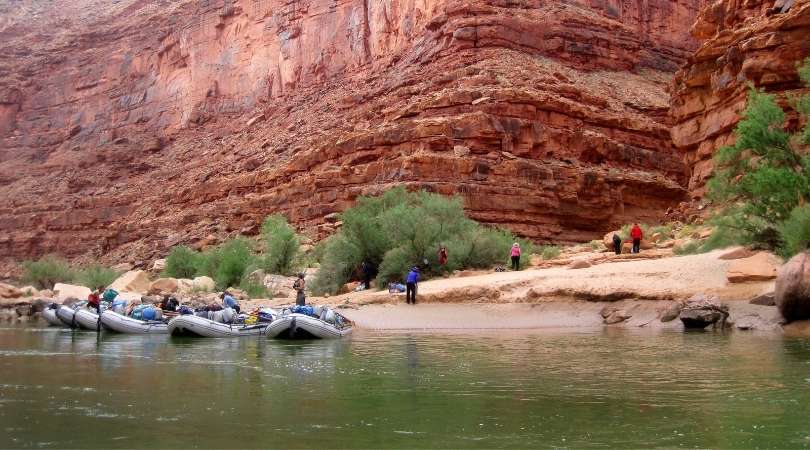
[612,233,622,255]
[405,267,419,305]
[293,273,306,306]
[361,261,374,290]
[630,223,643,254]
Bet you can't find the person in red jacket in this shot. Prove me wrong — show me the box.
[630,223,643,254]
[87,287,102,314]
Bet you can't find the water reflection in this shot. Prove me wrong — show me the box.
[0,326,809,448]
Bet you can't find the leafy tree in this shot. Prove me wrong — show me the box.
[707,58,810,255]
[310,187,535,295]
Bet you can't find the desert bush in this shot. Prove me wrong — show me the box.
[260,214,300,275]
[76,265,118,289]
[674,241,703,256]
[311,187,534,294]
[210,238,255,289]
[538,245,560,261]
[778,204,810,258]
[163,245,201,279]
[21,255,76,289]
[310,235,363,295]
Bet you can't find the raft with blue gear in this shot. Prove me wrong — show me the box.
[265,305,353,339]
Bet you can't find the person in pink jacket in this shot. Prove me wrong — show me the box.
[510,243,521,271]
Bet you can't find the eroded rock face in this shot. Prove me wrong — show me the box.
[0,0,701,272]
[670,0,810,197]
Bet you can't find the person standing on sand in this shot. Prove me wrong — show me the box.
[630,223,643,254]
[405,266,419,305]
[612,233,622,255]
[293,273,306,306]
[361,260,373,290]
[438,245,448,267]
[510,243,521,271]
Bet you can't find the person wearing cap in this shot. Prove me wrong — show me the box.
[220,292,240,313]
[405,266,420,305]
[293,272,306,306]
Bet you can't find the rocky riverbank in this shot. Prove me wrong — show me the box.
[2,246,804,334]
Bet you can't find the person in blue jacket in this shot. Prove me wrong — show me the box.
[405,266,419,305]
[220,292,241,313]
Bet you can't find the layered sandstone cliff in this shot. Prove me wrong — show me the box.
[0,0,701,272]
[671,0,810,196]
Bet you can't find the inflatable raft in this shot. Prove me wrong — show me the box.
[168,314,271,338]
[73,307,102,330]
[56,304,80,327]
[42,304,64,326]
[100,310,168,334]
[266,306,352,339]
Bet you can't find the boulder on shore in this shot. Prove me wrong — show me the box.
[151,259,167,272]
[148,278,179,295]
[718,247,756,260]
[568,260,592,270]
[679,294,728,329]
[726,252,780,283]
[659,302,683,322]
[192,276,216,292]
[0,282,22,299]
[109,270,152,293]
[53,283,91,302]
[775,251,810,323]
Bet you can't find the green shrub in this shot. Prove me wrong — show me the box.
[21,255,76,289]
[706,60,810,255]
[163,245,201,279]
[778,205,810,258]
[210,238,255,289]
[650,224,673,239]
[76,265,118,289]
[310,235,362,295]
[260,214,300,275]
[538,245,560,261]
[588,240,603,250]
[190,238,256,289]
[376,247,416,287]
[674,241,703,256]
[311,187,534,293]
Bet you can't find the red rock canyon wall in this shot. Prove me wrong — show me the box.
[671,0,810,196]
[0,0,701,272]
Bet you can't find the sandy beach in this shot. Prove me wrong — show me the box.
[240,249,786,332]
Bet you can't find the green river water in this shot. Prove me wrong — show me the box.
[1,324,810,449]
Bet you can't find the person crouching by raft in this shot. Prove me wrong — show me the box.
[160,295,179,312]
[293,273,306,306]
[630,223,643,254]
[405,266,419,305]
[220,292,240,313]
[612,233,622,255]
[510,243,521,271]
[87,287,102,314]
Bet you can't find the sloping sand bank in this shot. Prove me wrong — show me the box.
[252,250,795,332]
